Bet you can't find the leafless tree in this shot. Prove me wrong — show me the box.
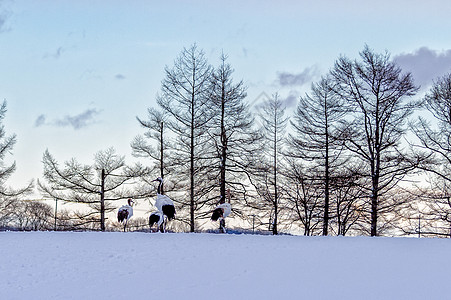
[210,54,255,201]
[411,73,451,184]
[251,93,289,235]
[132,108,169,184]
[420,181,451,237]
[329,168,367,236]
[38,148,151,231]
[0,100,33,229]
[206,54,262,231]
[16,201,53,230]
[156,44,213,232]
[284,160,323,235]
[330,45,421,236]
[408,73,451,237]
[287,76,348,235]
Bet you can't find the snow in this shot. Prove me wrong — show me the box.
[0,232,449,300]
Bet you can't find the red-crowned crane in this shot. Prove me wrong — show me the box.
[153,177,176,232]
[211,189,232,233]
[149,211,164,233]
[117,198,134,232]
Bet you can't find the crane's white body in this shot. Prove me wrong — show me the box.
[216,203,231,219]
[155,193,174,213]
[151,177,176,233]
[118,204,133,221]
[211,189,232,233]
[117,199,134,232]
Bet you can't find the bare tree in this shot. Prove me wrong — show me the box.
[409,73,451,237]
[330,45,420,236]
[284,160,323,235]
[14,201,53,231]
[287,76,347,235]
[206,54,262,231]
[156,44,214,232]
[411,73,451,184]
[38,148,150,231]
[132,108,168,181]
[329,168,367,236]
[210,54,252,202]
[0,100,33,229]
[252,93,288,235]
[420,178,451,237]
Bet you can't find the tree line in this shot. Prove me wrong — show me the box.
[1,44,451,237]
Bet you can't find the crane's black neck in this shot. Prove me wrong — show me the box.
[157,180,163,194]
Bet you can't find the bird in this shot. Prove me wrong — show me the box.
[153,177,176,232]
[149,211,164,233]
[211,203,232,233]
[117,198,134,232]
[211,189,232,233]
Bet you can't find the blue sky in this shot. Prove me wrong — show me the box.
[1,0,451,191]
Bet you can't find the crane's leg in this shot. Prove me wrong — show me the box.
[163,216,167,233]
[219,218,226,233]
[123,220,127,232]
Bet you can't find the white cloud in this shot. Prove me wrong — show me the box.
[0,0,11,33]
[34,114,46,127]
[34,109,102,130]
[43,46,65,59]
[393,47,451,89]
[276,65,320,87]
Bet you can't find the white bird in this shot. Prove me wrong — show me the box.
[211,189,232,233]
[153,177,176,232]
[148,211,164,233]
[117,198,134,232]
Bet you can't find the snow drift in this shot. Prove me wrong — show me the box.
[0,232,448,300]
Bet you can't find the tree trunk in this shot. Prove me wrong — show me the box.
[370,195,378,236]
[220,84,226,204]
[100,168,105,231]
[370,175,379,236]
[273,107,278,236]
[323,123,330,236]
[159,121,164,194]
[190,86,195,233]
[370,159,379,236]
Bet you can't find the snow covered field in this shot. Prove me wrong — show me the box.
[0,232,449,300]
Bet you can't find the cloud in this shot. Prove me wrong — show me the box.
[242,47,248,58]
[277,65,320,87]
[282,92,299,108]
[0,14,5,32]
[115,74,126,80]
[250,91,298,113]
[56,109,101,129]
[0,1,11,33]
[34,109,102,130]
[393,47,451,88]
[43,46,65,59]
[34,114,46,127]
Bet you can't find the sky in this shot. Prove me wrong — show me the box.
[0,0,451,194]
